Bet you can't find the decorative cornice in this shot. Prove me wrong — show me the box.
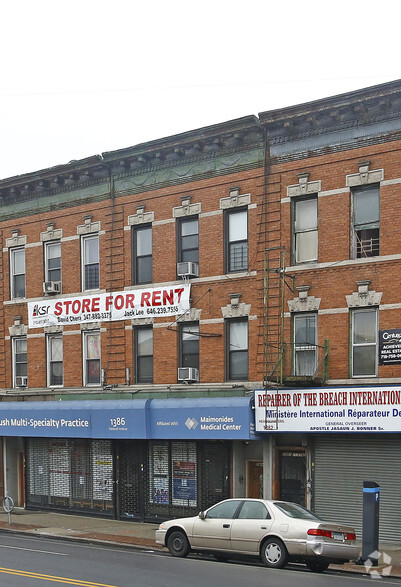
[0,168,109,208]
[0,117,263,210]
[260,79,401,145]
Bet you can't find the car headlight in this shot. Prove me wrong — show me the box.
[159,523,165,530]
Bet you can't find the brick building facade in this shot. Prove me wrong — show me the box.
[0,79,400,539]
[0,115,266,520]
[1,116,264,392]
[256,79,401,542]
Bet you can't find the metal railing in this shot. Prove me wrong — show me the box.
[356,231,379,258]
[265,340,329,386]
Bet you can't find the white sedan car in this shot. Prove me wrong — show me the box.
[155,498,359,572]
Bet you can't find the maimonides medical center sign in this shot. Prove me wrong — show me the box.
[28,284,190,328]
[255,386,401,433]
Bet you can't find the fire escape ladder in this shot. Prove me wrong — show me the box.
[263,246,286,387]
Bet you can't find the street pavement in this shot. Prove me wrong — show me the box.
[0,508,400,578]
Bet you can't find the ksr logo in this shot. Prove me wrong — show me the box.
[32,304,50,317]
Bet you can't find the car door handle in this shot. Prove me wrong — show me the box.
[223,524,230,528]
[261,526,267,529]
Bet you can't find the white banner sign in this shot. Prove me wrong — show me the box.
[28,284,191,328]
[254,387,401,433]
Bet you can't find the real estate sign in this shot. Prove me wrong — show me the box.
[28,284,190,328]
[379,328,401,365]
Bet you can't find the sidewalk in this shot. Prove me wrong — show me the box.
[0,508,159,550]
[0,509,400,577]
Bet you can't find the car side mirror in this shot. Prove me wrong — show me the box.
[198,511,205,519]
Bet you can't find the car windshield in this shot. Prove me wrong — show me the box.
[273,502,322,521]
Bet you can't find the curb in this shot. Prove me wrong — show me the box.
[0,524,163,552]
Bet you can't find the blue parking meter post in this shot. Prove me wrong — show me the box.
[361,481,380,566]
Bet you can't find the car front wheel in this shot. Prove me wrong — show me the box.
[261,537,288,569]
[167,530,191,558]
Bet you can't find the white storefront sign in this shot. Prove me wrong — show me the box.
[28,284,190,328]
[254,387,401,433]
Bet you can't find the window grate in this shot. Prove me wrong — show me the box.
[26,438,113,513]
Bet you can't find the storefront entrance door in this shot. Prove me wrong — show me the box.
[247,461,263,498]
[116,441,146,521]
[278,450,306,506]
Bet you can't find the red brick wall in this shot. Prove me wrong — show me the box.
[2,167,263,389]
[265,139,401,382]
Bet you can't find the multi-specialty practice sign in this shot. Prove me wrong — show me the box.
[0,400,149,439]
[255,386,401,433]
[28,284,190,328]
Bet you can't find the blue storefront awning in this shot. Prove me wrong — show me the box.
[0,399,149,439]
[0,396,255,440]
[149,397,255,440]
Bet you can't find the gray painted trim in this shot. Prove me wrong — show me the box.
[284,301,401,318]
[286,252,401,273]
[382,178,401,186]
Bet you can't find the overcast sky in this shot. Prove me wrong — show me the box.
[1,0,399,180]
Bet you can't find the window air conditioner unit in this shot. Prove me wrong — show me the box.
[178,367,199,383]
[177,262,199,278]
[43,281,61,295]
[15,376,28,387]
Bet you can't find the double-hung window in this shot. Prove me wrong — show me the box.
[10,248,26,299]
[293,197,318,264]
[82,234,99,291]
[83,331,101,385]
[352,186,380,258]
[133,225,152,284]
[45,241,61,284]
[351,308,377,377]
[180,323,199,371]
[294,314,317,376]
[227,319,248,380]
[47,334,63,386]
[135,327,153,383]
[13,337,27,387]
[226,209,248,272]
[178,217,199,264]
